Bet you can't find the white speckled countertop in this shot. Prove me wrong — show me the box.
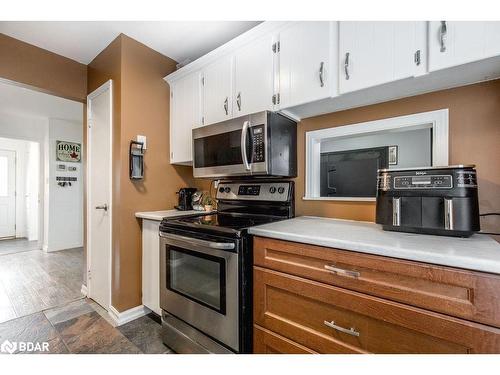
[248,216,500,274]
[135,209,209,221]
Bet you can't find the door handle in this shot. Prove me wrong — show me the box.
[344,52,350,80]
[236,92,242,111]
[241,120,251,171]
[324,320,360,337]
[324,264,360,278]
[440,21,447,52]
[223,97,229,115]
[319,61,325,87]
[95,204,108,212]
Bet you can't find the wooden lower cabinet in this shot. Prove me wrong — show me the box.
[254,325,317,354]
[254,237,500,328]
[253,266,500,353]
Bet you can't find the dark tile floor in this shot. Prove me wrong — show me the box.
[0,298,172,354]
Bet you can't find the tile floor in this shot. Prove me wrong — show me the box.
[0,238,40,256]
[0,298,172,354]
[0,244,84,323]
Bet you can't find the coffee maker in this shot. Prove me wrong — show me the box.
[175,188,197,211]
[376,165,480,237]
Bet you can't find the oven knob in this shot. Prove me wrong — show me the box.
[219,187,225,193]
[278,187,285,194]
[269,186,276,194]
[224,187,231,193]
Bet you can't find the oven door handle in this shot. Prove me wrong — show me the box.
[160,232,235,250]
[241,120,251,171]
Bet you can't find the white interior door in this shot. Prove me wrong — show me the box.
[0,150,16,238]
[87,80,112,310]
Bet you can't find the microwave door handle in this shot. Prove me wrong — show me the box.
[241,120,251,171]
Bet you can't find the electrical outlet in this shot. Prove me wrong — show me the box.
[137,135,147,150]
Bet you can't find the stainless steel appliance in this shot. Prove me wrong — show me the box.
[159,180,294,353]
[192,111,297,178]
[175,187,197,211]
[376,165,480,237]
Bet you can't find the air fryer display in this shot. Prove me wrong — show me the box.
[394,175,453,189]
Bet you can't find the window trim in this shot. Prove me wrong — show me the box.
[304,109,449,201]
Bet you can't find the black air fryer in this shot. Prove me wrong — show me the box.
[376,165,480,237]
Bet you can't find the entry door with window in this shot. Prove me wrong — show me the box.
[0,150,16,238]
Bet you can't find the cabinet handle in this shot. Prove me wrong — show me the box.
[324,264,360,278]
[440,21,447,52]
[344,52,350,80]
[319,61,325,87]
[223,97,229,115]
[324,320,360,337]
[236,92,242,111]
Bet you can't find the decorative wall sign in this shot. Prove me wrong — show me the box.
[56,141,81,162]
[388,145,398,165]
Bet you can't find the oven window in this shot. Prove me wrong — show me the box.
[167,247,226,314]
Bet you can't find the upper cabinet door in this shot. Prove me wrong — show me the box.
[233,35,275,117]
[169,72,202,164]
[428,21,500,72]
[279,22,334,109]
[203,56,233,125]
[339,22,423,94]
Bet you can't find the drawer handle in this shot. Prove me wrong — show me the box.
[324,320,360,337]
[324,264,360,278]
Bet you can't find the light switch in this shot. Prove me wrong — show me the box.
[137,135,147,150]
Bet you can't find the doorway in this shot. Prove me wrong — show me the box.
[0,149,16,239]
[0,80,85,324]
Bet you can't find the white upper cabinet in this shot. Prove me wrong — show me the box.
[428,21,500,72]
[202,55,233,125]
[169,71,202,164]
[278,22,335,109]
[339,22,424,94]
[233,34,275,117]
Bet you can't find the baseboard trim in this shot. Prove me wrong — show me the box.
[108,305,151,326]
[80,284,88,297]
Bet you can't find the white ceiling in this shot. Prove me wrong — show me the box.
[0,21,261,64]
[0,80,83,122]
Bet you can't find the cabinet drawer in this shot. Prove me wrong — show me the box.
[254,237,500,328]
[254,325,317,354]
[254,267,500,353]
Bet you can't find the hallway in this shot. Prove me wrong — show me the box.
[0,242,84,324]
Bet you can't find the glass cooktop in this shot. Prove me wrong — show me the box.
[163,212,281,235]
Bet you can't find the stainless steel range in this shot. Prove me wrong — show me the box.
[159,180,294,353]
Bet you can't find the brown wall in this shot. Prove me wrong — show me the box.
[87,34,208,311]
[296,79,500,236]
[0,33,87,102]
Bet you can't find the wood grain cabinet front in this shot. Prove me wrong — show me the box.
[253,267,500,354]
[254,325,317,354]
[254,237,500,328]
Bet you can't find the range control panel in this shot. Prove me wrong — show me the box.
[216,181,291,201]
[394,175,453,189]
[251,125,265,163]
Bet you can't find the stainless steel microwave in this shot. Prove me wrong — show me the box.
[192,111,297,178]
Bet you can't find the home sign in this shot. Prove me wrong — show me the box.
[56,141,81,162]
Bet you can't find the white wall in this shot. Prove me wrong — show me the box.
[0,112,47,244]
[320,127,432,169]
[0,112,83,251]
[45,118,83,252]
[0,137,29,238]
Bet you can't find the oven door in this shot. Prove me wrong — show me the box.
[159,232,239,351]
[192,111,268,178]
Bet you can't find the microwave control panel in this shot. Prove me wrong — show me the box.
[251,125,265,162]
